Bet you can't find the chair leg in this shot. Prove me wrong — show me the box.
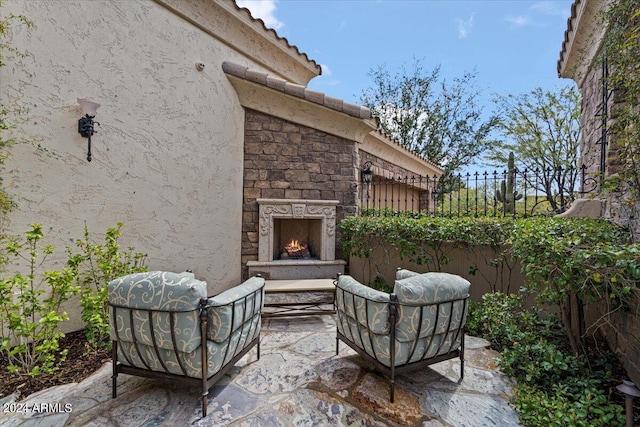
[202,393,207,417]
[257,340,260,360]
[460,354,465,381]
[111,341,118,398]
[390,379,395,403]
[336,337,339,355]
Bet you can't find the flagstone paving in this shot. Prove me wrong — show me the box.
[0,315,521,426]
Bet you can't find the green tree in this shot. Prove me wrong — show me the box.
[490,86,581,213]
[359,58,498,178]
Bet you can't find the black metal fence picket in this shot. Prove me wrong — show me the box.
[360,165,597,218]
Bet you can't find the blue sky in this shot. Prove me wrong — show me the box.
[236,0,575,108]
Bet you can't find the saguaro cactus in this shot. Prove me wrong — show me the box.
[495,152,522,214]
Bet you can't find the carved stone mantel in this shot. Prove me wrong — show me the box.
[256,198,338,262]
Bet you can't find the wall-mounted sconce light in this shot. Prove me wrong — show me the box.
[360,161,373,184]
[77,98,100,162]
[431,188,439,201]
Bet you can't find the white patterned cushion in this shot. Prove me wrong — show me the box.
[109,271,208,353]
[206,276,265,343]
[393,272,469,343]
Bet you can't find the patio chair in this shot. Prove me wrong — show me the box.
[108,271,265,417]
[335,269,470,401]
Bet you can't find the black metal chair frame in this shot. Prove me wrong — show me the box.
[110,284,263,417]
[335,280,468,402]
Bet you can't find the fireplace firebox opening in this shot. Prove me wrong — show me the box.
[273,218,322,260]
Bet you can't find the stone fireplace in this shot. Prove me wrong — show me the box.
[246,199,346,280]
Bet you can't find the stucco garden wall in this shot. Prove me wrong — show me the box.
[1,0,269,331]
[348,243,527,303]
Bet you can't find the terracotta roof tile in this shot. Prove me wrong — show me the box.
[558,0,581,76]
[266,76,286,92]
[245,69,268,85]
[222,61,371,119]
[231,1,321,75]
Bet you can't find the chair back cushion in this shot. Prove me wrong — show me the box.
[395,268,421,280]
[393,272,470,343]
[109,271,207,354]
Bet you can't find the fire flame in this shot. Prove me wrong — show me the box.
[286,239,305,251]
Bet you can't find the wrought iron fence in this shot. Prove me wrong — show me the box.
[360,165,598,218]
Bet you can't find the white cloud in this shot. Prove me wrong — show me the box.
[530,1,570,18]
[236,0,283,31]
[456,13,475,39]
[319,63,333,77]
[506,15,529,26]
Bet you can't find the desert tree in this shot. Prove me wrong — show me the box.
[360,58,498,179]
[489,85,581,213]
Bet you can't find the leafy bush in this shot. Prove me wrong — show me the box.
[466,292,557,353]
[341,215,514,272]
[469,292,625,426]
[67,223,147,350]
[0,224,78,376]
[509,216,637,355]
[513,382,624,426]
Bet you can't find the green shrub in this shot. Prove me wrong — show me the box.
[468,292,625,426]
[0,224,78,376]
[513,383,624,426]
[466,292,557,353]
[67,223,147,350]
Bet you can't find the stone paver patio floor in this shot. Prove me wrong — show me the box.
[0,315,521,426]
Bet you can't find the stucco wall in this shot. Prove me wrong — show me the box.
[1,0,267,331]
[348,243,526,302]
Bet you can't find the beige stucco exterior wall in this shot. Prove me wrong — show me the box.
[0,0,292,331]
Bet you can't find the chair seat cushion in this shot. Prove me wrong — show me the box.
[116,313,260,378]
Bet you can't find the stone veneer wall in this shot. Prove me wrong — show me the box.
[578,64,640,386]
[241,109,358,278]
[592,305,640,386]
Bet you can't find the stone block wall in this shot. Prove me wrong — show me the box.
[241,109,358,278]
[591,303,640,386]
[578,63,640,385]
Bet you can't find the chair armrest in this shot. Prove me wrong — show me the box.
[206,276,265,343]
[335,275,390,335]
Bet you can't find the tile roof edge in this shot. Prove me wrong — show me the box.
[230,1,321,76]
[222,61,370,119]
[371,129,443,173]
[558,0,581,77]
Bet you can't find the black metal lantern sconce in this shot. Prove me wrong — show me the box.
[77,98,100,162]
[360,161,373,184]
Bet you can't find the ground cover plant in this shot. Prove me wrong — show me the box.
[467,293,627,426]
